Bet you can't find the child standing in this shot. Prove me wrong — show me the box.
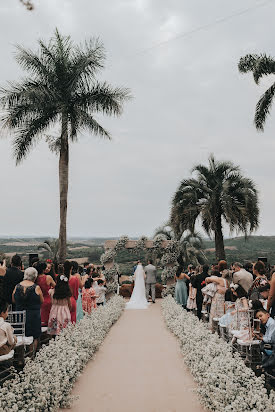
[0,301,17,355]
[47,266,72,336]
[95,279,106,307]
[82,278,97,314]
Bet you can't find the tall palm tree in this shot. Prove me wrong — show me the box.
[1,29,130,262]
[238,53,275,130]
[154,225,206,268]
[170,155,259,261]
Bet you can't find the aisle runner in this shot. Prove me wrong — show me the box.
[65,301,204,412]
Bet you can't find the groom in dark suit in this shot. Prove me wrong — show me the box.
[144,260,157,303]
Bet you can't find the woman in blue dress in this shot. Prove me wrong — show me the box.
[175,270,190,308]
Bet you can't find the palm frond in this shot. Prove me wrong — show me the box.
[70,38,105,88]
[238,54,260,74]
[74,82,131,117]
[254,83,275,131]
[13,112,58,164]
[75,109,110,139]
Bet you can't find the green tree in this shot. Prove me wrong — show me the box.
[170,155,259,261]
[238,53,275,130]
[38,239,59,264]
[1,30,130,262]
[154,225,206,268]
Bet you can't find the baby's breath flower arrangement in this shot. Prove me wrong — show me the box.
[161,296,275,412]
[100,235,180,286]
[132,236,148,254]
[0,296,124,411]
[114,235,129,252]
[100,249,116,265]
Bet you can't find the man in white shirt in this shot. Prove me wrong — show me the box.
[232,262,253,294]
[94,279,106,306]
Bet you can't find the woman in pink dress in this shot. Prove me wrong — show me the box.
[47,266,72,336]
[36,262,56,326]
[82,278,98,314]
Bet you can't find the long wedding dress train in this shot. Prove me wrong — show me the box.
[126,264,149,310]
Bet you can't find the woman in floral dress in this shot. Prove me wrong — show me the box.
[229,284,249,331]
[82,278,98,314]
[249,260,268,300]
[206,272,230,330]
[47,266,72,336]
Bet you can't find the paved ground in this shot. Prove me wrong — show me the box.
[63,300,205,412]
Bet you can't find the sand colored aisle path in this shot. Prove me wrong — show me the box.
[65,301,205,412]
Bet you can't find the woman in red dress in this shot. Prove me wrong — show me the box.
[36,262,56,326]
[65,261,79,324]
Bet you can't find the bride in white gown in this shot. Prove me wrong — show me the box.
[126,263,149,310]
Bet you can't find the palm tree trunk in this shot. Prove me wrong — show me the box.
[214,216,225,261]
[58,114,69,263]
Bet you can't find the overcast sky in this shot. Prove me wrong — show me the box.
[0,0,275,238]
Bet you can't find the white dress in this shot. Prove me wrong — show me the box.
[126,264,149,310]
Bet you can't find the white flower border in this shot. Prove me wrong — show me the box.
[161,296,275,412]
[0,296,125,412]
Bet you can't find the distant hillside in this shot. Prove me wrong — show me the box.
[203,236,275,265]
[1,235,275,266]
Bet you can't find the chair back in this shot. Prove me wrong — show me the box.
[7,311,26,337]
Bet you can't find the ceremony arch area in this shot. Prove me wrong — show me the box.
[100,235,181,294]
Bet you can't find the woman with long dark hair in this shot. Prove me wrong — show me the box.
[174,267,189,308]
[36,261,56,326]
[47,264,72,335]
[70,261,87,322]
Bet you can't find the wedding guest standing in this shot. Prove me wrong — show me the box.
[249,261,268,300]
[94,279,106,307]
[206,272,229,330]
[193,265,209,319]
[71,261,87,322]
[82,278,97,313]
[67,261,79,324]
[174,269,190,308]
[229,284,249,331]
[0,260,6,301]
[232,262,253,294]
[218,260,231,281]
[267,270,275,317]
[3,254,24,306]
[13,267,43,351]
[36,261,56,326]
[45,260,56,282]
[47,266,72,335]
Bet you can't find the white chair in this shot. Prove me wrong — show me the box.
[7,310,34,347]
[0,350,14,385]
[7,311,34,362]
